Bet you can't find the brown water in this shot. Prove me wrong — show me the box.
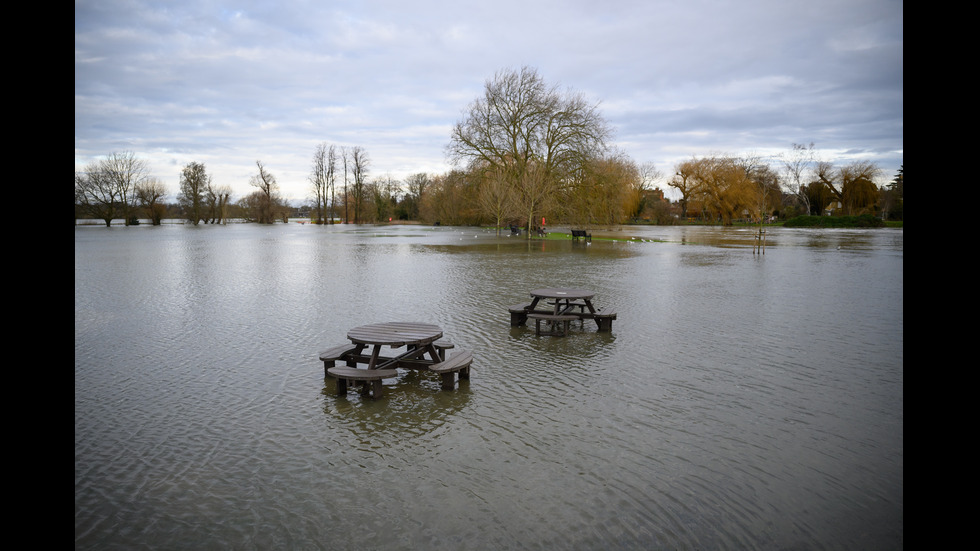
[75,223,903,550]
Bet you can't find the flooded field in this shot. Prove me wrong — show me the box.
[75,223,903,550]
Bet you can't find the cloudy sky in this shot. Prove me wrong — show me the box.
[75,0,903,203]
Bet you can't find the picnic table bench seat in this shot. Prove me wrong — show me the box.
[593,309,618,332]
[433,338,454,359]
[327,366,399,398]
[429,349,473,390]
[527,313,580,337]
[571,229,592,242]
[319,343,360,375]
[508,303,533,326]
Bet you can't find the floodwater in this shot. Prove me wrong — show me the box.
[75,223,903,550]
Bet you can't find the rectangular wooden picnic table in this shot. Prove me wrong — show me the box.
[510,288,617,335]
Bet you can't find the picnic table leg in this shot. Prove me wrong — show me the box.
[336,377,348,396]
[367,345,382,369]
[424,343,442,363]
[349,344,366,367]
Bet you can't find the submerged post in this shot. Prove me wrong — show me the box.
[754,224,767,255]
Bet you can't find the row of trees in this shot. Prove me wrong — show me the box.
[76,154,290,226]
[76,67,902,228]
[308,143,371,224]
[668,152,902,224]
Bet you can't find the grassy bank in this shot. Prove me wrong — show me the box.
[780,215,893,228]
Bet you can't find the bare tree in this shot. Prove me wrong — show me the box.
[75,151,150,226]
[478,166,515,235]
[639,162,663,192]
[340,146,350,223]
[669,159,699,220]
[348,147,370,223]
[448,66,610,235]
[327,145,337,223]
[636,161,666,221]
[782,142,815,216]
[205,182,232,224]
[178,161,211,225]
[136,178,168,225]
[736,155,782,220]
[512,161,554,233]
[368,173,399,222]
[249,160,282,224]
[76,168,119,226]
[309,143,336,224]
[403,172,430,221]
[104,151,149,225]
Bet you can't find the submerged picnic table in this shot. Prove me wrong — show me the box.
[319,322,472,397]
[509,287,617,336]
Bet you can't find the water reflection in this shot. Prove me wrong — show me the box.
[76,223,903,550]
[322,375,473,438]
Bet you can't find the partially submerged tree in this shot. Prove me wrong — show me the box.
[347,147,369,223]
[136,178,167,225]
[205,183,232,224]
[75,151,150,226]
[478,165,516,234]
[249,160,282,224]
[309,142,336,224]
[178,161,211,225]
[448,66,611,235]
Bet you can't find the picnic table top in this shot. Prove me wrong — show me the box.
[347,321,443,347]
[530,287,595,300]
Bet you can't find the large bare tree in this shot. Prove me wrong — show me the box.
[75,151,150,226]
[448,66,610,235]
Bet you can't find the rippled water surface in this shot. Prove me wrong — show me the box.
[75,223,903,550]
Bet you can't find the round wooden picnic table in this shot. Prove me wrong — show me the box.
[347,322,444,369]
